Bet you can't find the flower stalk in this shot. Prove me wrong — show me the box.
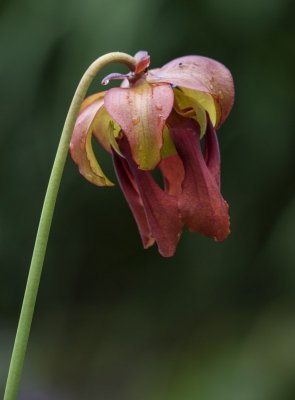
[3,52,136,400]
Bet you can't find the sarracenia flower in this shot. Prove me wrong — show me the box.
[70,51,234,257]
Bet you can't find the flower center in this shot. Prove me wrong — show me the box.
[101,51,150,87]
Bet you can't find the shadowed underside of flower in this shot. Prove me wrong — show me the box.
[70,51,234,257]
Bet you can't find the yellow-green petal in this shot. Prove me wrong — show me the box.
[104,80,174,170]
[70,95,114,187]
[179,87,218,128]
[173,88,207,137]
[92,106,122,156]
[160,126,177,158]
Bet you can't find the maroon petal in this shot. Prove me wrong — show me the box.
[204,115,221,187]
[118,136,183,257]
[112,151,155,249]
[158,155,185,196]
[168,114,230,241]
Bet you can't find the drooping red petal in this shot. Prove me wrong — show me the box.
[168,113,230,241]
[104,80,174,170]
[112,151,155,249]
[204,115,221,187]
[147,56,234,126]
[118,136,183,257]
[158,155,185,196]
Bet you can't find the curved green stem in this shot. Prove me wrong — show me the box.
[4,52,136,400]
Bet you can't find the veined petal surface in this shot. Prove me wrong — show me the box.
[70,94,114,186]
[92,106,122,155]
[104,80,174,170]
[168,114,230,241]
[147,56,234,126]
[118,136,183,257]
[113,151,155,249]
[173,88,207,136]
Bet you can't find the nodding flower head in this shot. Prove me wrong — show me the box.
[70,51,235,257]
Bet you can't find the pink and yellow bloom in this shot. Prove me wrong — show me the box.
[70,51,234,257]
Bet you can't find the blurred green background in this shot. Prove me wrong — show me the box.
[1,0,295,398]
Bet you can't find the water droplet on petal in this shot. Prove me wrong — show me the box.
[155,104,162,111]
[132,116,140,125]
[208,77,215,91]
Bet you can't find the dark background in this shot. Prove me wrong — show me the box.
[1,0,295,399]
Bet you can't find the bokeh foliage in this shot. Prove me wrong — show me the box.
[1,0,295,398]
